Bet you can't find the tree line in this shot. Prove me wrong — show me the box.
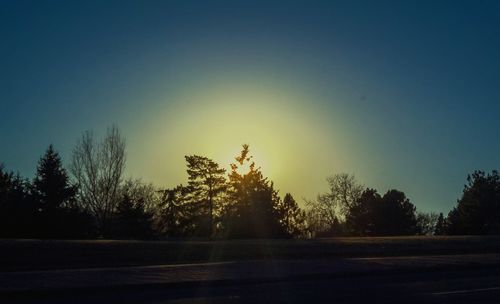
[0,126,499,239]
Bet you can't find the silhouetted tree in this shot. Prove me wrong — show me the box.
[377,190,418,235]
[277,193,306,238]
[346,188,381,235]
[33,145,77,211]
[111,194,154,239]
[304,208,323,238]
[0,165,35,237]
[156,185,194,237]
[121,178,159,216]
[416,211,439,235]
[434,212,447,235]
[347,189,418,236]
[447,170,500,235]
[32,146,74,237]
[70,126,126,236]
[184,155,227,237]
[222,145,287,238]
[306,173,363,236]
[114,179,159,238]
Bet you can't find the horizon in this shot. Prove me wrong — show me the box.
[2,0,500,214]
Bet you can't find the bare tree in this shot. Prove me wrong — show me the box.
[304,206,330,238]
[120,178,159,215]
[416,211,439,235]
[306,173,363,235]
[70,126,125,235]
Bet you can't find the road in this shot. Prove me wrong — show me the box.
[5,267,500,303]
[3,236,500,272]
[3,254,500,303]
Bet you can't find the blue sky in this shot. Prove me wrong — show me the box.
[1,0,499,213]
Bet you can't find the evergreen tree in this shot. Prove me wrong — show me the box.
[32,145,95,238]
[278,193,306,238]
[33,145,76,212]
[346,188,381,236]
[185,155,227,237]
[434,212,446,235]
[0,165,35,237]
[112,194,154,239]
[157,185,193,237]
[447,170,500,234]
[378,190,418,236]
[346,188,418,236]
[223,145,287,238]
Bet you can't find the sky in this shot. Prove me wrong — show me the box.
[1,0,499,213]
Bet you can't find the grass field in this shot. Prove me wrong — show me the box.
[2,236,500,271]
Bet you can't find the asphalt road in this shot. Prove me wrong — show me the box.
[5,266,500,303]
[4,236,500,272]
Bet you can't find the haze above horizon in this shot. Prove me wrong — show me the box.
[1,0,500,213]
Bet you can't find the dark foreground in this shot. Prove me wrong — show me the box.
[4,266,500,303]
[3,236,500,271]
[3,236,500,303]
[2,254,500,304]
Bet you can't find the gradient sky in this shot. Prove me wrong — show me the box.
[1,0,500,213]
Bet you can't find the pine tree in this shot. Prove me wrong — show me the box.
[32,145,80,237]
[185,155,227,237]
[434,213,446,235]
[224,144,287,238]
[447,170,500,234]
[112,194,154,239]
[157,185,190,237]
[0,165,35,237]
[346,189,418,236]
[278,193,306,238]
[33,145,76,212]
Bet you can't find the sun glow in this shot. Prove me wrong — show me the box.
[127,77,347,201]
[161,82,310,170]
